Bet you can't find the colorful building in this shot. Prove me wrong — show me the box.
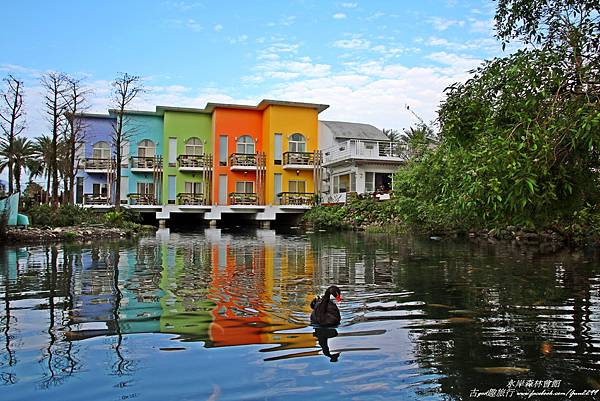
[74,99,339,224]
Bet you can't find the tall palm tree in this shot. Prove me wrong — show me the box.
[33,135,54,203]
[0,137,36,194]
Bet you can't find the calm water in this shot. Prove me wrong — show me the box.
[2,229,600,400]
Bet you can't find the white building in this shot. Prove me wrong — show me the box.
[318,120,408,203]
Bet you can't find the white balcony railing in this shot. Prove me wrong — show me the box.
[322,140,409,166]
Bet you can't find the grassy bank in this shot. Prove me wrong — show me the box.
[303,197,600,246]
[0,205,155,243]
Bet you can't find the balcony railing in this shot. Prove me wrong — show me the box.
[128,193,158,205]
[229,192,258,205]
[229,153,256,168]
[83,193,110,205]
[322,140,409,166]
[283,152,315,167]
[131,156,162,170]
[177,192,204,205]
[279,192,314,206]
[83,158,114,171]
[177,154,205,169]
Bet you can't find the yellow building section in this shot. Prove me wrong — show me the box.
[262,105,320,204]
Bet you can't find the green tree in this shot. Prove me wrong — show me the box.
[0,137,36,194]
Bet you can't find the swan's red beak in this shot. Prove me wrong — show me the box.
[335,295,342,302]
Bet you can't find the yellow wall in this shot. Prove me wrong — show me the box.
[262,105,319,204]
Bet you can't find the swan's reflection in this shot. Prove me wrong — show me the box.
[314,327,340,362]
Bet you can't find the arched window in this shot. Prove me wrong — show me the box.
[289,133,306,153]
[137,139,156,158]
[185,137,204,155]
[92,141,110,159]
[236,135,255,154]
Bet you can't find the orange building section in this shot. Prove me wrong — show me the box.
[212,108,263,205]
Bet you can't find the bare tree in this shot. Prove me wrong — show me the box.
[63,76,90,205]
[41,72,70,208]
[0,75,26,194]
[111,73,144,210]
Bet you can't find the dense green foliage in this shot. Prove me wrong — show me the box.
[25,204,144,229]
[303,197,404,232]
[392,0,600,232]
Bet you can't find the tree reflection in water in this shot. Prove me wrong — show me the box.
[1,231,600,400]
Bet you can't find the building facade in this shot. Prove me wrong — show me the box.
[319,120,408,204]
[74,100,328,212]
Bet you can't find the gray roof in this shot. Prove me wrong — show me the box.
[321,120,388,141]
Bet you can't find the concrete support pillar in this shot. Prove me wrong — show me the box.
[159,219,167,229]
[209,220,217,228]
[260,221,271,229]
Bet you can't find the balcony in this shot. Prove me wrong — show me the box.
[83,193,110,205]
[177,192,204,205]
[83,158,114,173]
[131,156,162,173]
[278,192,314,206]
[229,153,256,171]
[177,154,206,172]
[322,140,409,166]
[128,193,158,205]
[282,152,316,170]
[229,192,257,205]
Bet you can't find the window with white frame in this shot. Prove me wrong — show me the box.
[92,183,108,196]
[365,172,375,193]
[137,182,155,195]
[288,180,306,193]
[235,181,254,193]
[236,135,255,154]
[185,181,203,194]
[137,139,156,158]
[289,133,306,153]
[92,141,110,159]
[185,137,204,155]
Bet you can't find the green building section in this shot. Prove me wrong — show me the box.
[161,109,213,205]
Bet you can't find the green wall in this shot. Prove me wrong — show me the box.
[162,111,213,204]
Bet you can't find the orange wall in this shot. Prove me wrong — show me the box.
[212,108,263,204]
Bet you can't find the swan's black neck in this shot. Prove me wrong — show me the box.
[317,288,331,313]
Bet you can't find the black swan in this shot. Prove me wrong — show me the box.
[310,285,342,327]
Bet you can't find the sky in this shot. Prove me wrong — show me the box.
[0,0,514,144]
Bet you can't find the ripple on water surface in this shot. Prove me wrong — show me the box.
[1,230,600,400]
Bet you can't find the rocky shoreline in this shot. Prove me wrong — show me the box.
[4,225,156,244]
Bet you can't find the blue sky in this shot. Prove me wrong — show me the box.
[1,0,510,139]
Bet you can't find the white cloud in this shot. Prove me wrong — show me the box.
[428,16,465,31]
[213,24,223,32]
[228,34,249,44]
[333,38,371,50]
[333,13,347,19]
[341,2,358,8]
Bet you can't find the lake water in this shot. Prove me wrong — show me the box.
[1,229,600,400]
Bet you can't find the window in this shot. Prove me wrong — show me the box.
[219,136,228,166]
[185,137,204,155]
[333,174,352,193]
[185,181,203,194]
[137,182,155,195]
[168,138,177,165]
[289,133,306,153]
[236,135,255,154]
[274,133,282,164]
[236,181,254,193]
[365,172,375,193]
[92,141,110,159]
[289,180,306,193]
[92,183,108,196]
[168,175,176,203]
[137,139,156,158]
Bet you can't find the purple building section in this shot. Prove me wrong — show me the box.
[74,114,115,205]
